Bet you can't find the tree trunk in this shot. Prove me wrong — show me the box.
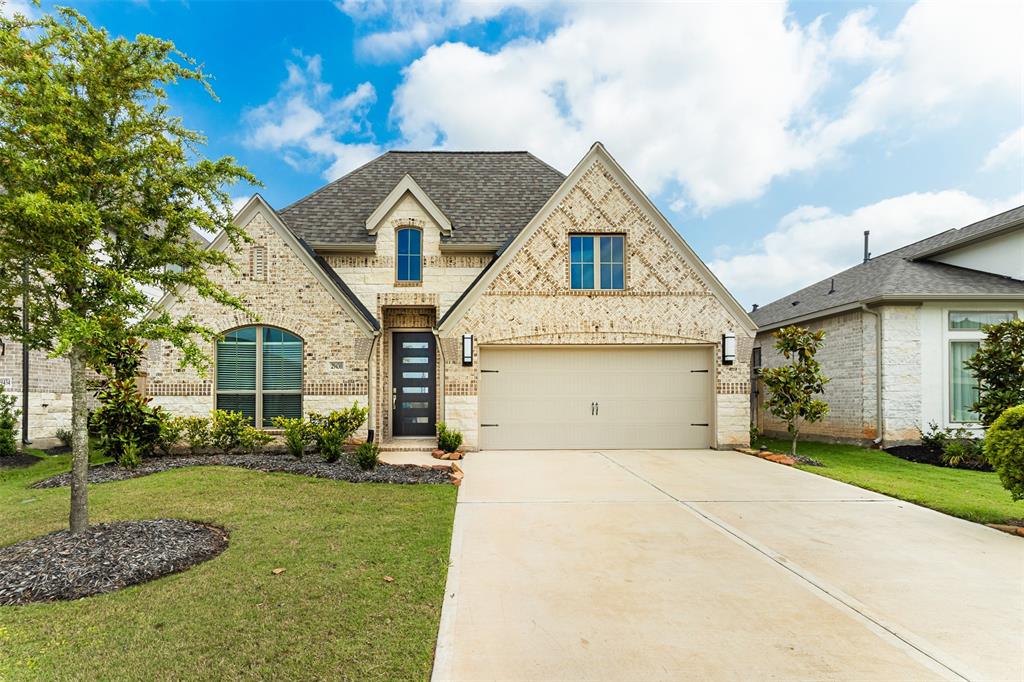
[790,425,799,458]
[69,346,90,534]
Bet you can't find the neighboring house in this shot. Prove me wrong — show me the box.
[0,229,210,448]
[145,143,755,450]
[750,205,1024,446]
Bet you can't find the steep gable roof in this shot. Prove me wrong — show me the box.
[438,142,757,334]
[279,151,566,247]
[751,204,1024,330]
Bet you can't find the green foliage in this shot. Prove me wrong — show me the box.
[760,326,830,457]
[308,403,369,463]
[208,410,250,455]
[940,437,988,470]
[0,383,19,457]
[273,416,310,459]
[984,404,1024,501]
[89,337,162,468]
[154,413,183,456]
[354,441,380,471]
[239,426,274,456]
[963,320,1024,427]
[436,422,463,454]
[55,428,73,448]
[178,417,210,455]
[919,421,949,451]
[0,7,257,527]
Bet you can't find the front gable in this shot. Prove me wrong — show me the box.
[439,143,755,338]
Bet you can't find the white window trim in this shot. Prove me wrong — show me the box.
[570,234,624,290]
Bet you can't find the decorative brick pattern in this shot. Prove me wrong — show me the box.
[441,159,753,448]
[144,210,371,415]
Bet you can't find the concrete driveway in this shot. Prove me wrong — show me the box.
[432,450,1024,681]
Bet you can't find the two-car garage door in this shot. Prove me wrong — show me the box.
[478,346,713,450]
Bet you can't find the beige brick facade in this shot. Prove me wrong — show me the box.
[0,340,74,445]
[146,148,755,451]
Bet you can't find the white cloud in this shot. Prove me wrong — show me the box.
[0,0,38,19]
[709,190,1023,308]
[243,54,381,181]
[981,127,1024,172]
[387,1,1022,210]
[337,0,555,61]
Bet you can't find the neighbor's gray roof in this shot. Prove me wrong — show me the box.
[751,204,1024,329]
[278,151,566,246]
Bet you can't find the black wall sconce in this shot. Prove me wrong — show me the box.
[462,334,473,366]
[722,332,736,365]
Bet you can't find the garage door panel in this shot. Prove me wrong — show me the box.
[479,347,712,450]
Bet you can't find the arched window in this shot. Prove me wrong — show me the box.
[396,227,422,282]
[216,326,302,427]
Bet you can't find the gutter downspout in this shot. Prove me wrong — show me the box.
[432,328,446,427]
[365,331,380,442]
[21,260,30,446]
[860,304,883,446]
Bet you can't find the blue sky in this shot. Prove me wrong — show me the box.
[17,0,1024,306]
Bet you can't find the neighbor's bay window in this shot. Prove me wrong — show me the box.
[216,326,303,427]
[570,235,624,290]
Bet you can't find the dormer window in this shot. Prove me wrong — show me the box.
[397,227,422,282]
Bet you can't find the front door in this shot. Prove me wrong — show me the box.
[392,332,436,436]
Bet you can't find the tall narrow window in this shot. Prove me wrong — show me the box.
[570,234,624,290]
[949,341,980,423]
[216,326,302,427]
[396,228,422,282]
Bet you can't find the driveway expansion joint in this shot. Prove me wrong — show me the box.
[595,451,975,682]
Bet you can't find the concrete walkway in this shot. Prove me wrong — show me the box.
[432,450,1024,681]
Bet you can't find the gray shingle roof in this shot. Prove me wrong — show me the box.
[278,151,566,246]
[750,204,1024,329]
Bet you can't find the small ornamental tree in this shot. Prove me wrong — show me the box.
[963,319,1024,427]
[760,326,830,457]
[0,9,257,532]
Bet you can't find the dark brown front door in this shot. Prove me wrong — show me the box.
[392,332,436,437]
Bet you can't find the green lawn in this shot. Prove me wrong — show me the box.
[759,437,1023,526]
[0,452,456,681]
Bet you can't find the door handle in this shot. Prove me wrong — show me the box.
[392,386,397,410]
[595,402,599,416]
[591,402,595,416]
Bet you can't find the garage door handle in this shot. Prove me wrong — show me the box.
[481,369,499,373]
[595,402,599,416]
[691,423,709,427]
[481,423,499,427]
[691,369,709,373]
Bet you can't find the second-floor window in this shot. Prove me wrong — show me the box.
[570,235,624,290]
[397,227,422,282]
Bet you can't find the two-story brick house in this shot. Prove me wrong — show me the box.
[146,143,756,450]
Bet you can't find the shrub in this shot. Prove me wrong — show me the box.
[918,421,948,451]
[308,403,369,463]
[154,413,183,456]
[55,428,73,448]
[273,416,310,459]
[240,426,274,455]
[0,383,20,457]
[940,437,988,470]
[963,319,1024,426]
[437,421,463,453]
[354,441,380,471]
[89,337,162,468]
[985,404,1024,501]
[208,410,250,455]
[179,416,210,455]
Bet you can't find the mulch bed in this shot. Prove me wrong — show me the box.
[0,519,228,605]
[31,453,452,489]
[791,453,824,467]
[885,444,992,471]
[0,453,46,469]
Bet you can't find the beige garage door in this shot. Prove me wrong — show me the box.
[478,346,712,450]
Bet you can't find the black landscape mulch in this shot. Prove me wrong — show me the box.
[792,454,824,467]
[0,453,45,469]
[31,453,452,489]
[0,519,228,605]
[885,444,992,471]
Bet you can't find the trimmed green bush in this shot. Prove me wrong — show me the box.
[154,412,183,456]
[55,428,73,448]
[984,404,1024,501]
[308,403,369,463]
[273,416,310,459]
[179,416,210,455]
[437,422,463,454]
[354,441,380,471]
[208,410,250,455]
[240,426,274,455]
